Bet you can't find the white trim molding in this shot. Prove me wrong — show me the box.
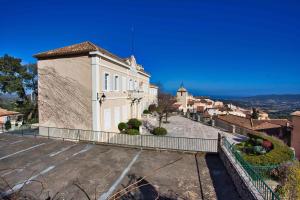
[91,54,101,131]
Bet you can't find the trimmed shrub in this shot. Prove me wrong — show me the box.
[256,138,263,145]
[143,109,150,114]
[253,146,266,155]
[5,120,11,130]
[127,118,142,130]
[118,122,128,132]
[148,104,157,113]
[239,132,294,165]
[152,127,167,136]
[262,140,273,150]
[125,129,139,135]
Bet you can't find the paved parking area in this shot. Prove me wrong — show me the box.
[146,115,219,139]
[0,134,240,200]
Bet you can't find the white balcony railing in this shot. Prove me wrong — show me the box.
[128,90,144,99]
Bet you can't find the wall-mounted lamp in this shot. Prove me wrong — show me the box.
[97,93,106,104]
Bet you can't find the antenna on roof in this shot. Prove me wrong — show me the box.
[131,25,135,55]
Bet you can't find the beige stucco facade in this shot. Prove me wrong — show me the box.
[291,111,300,159]
[36,42,157,133]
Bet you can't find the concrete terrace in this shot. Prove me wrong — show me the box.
[0,133,241,200]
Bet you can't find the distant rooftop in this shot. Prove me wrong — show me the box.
[217,114,290,130]
[291,111,300,116]
[0,107,20,117]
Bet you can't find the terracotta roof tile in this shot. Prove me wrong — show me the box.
[197,106,205,113]
[34,41,150,76]
[216,114,287,130]
[0,108,19,117]
[291,111,300,116]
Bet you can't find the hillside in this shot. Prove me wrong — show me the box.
[220,94,300,119]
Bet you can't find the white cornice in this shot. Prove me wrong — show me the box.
[90,51,150,78]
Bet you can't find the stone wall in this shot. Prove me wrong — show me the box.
[218,136,263,200]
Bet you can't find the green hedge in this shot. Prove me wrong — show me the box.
[239,132,294,166]
[152,127,167,136]
[125,129,140,135]
[118,122,128,132]
[127,118,142,130]
[143,109,150,114]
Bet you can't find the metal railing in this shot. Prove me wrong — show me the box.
[4,125,218,153]
[222,137,280,200]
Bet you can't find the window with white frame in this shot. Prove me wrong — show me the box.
[104,73,110,91]
[114,75,119,91]
[134,80,137,91]
[129,79,133,90]
[122,76,126,91]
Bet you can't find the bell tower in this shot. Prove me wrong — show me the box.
[176,83,188,112]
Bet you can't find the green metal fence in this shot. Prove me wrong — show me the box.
[222,137,280,200]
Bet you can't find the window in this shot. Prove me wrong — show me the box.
[129,79,133,90]
[114,75,119,91]
[122,76,126,91]
[104,108,111,131]
[104,73,110,91]
[134,80,137,90]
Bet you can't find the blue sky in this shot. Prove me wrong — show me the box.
[1,0,300,96]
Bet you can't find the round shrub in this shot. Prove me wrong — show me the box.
[253,146,266,155]
[5,120,11,130]
[148,104,157,113]
[262,140,273,150]
[125,129,140,135]
[127,118,142,130]
[118,122,128,132]
[256,138,263,145]
[152,127,167,136]
[143,109,150,114]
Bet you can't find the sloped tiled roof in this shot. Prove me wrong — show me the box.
[197,106,205,113]
[34,41,150,76]
[254,122,281,130]
[177,87,187,92]
[216,114,287,130]
[34,41,126,64]
[150,84,158,88]
[0,108,20,117]
[291,111,300,116]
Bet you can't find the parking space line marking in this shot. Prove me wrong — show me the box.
[2,165,56,197]
[10,140,24,145]
[0,143,46,161]
[1,144,93,195]
[98,150,142,200]
[72,144,93,156]
[49,144,76,157]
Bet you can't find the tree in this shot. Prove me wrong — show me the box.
[4,120,11,130]
[0,54,28,100]
[0,55,38,122]
[156,91,176,127]
[251,108,259,119]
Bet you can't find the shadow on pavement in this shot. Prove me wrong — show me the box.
[205,154,241,200]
